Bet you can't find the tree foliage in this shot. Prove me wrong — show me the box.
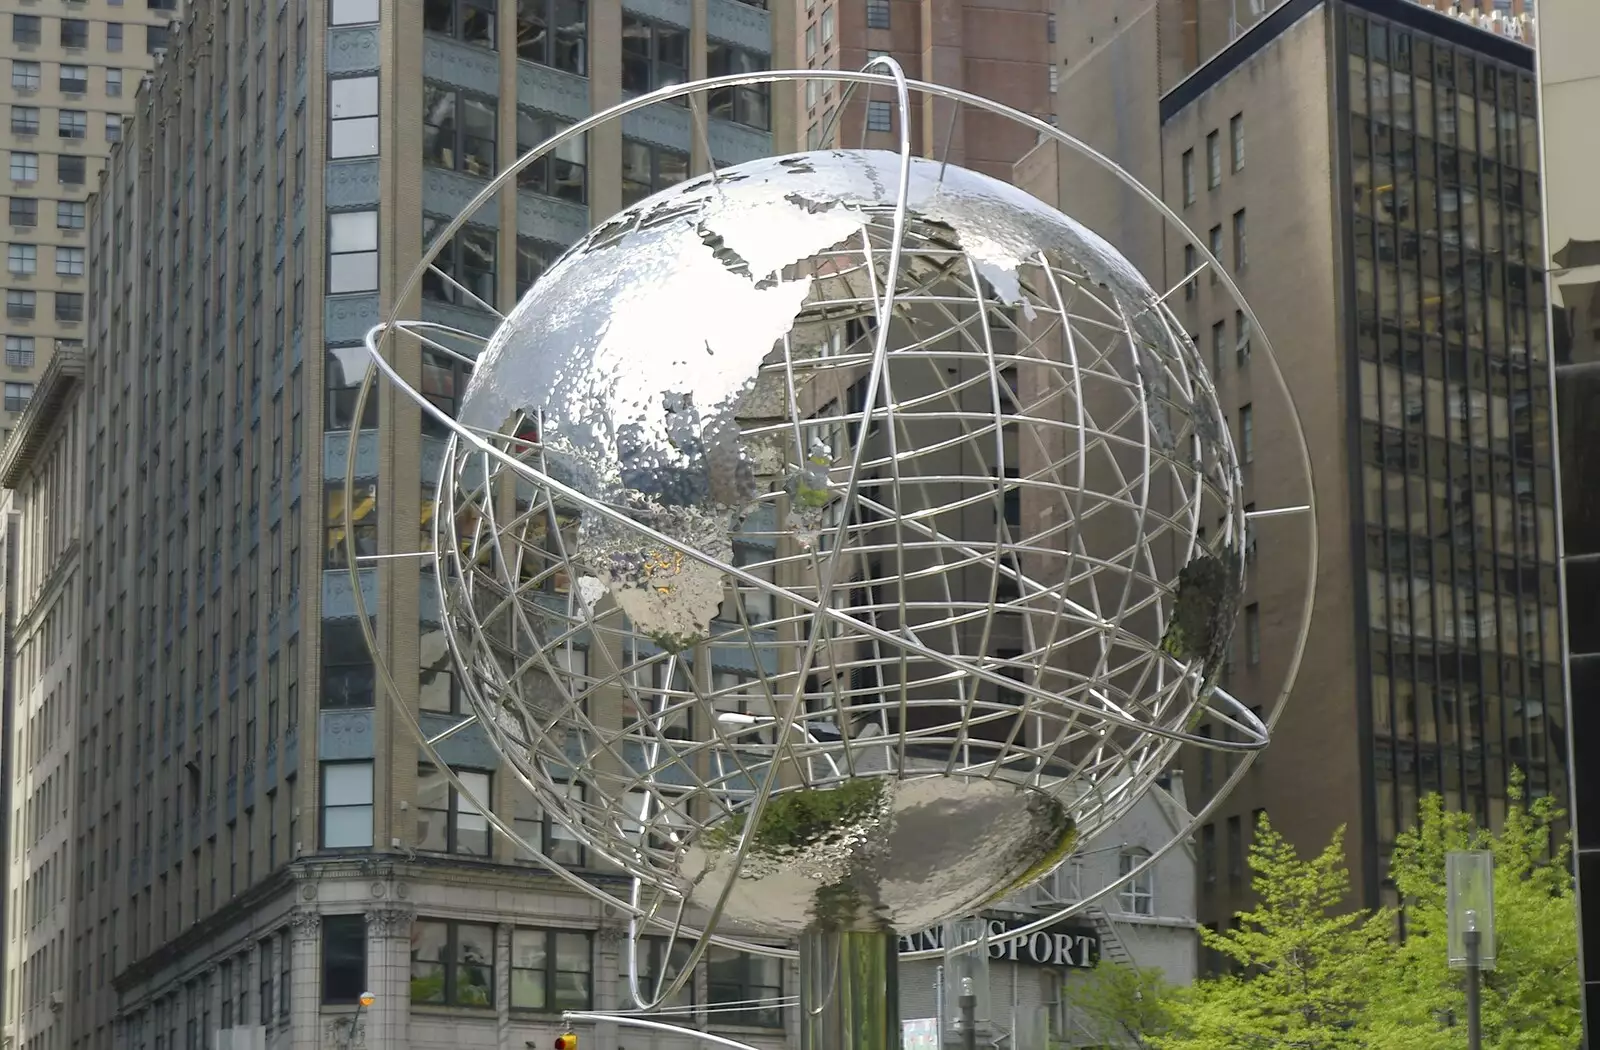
[1061,959,1180,1049]
[1128,778,1581,1050]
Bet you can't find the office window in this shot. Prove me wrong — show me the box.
[419,345,472,436]
[1239,403,1253,464]
[9,107,37,136]
[58,110,87,140]
[331,0,381,23]
[1182,147,1197,202]
[3,382,32,413]
[9,153,37,182]
[1235,309,1251,363]
[325,479,377,568]
[516,236,558,298]
[107,23,123,51]
[11,62,39,91]
[57,155,85,185]
[512,781,585,867]
[11,16,40,46]
[638,937,695,1011]
[8,198,35,226]
[619,138,687,208]
[149,0,178,9]
[515,110,586,203]
[516,0,586,74]
[707,948,783,1027]
[804,24,816,60]
[1206,130,1221,188]
[1048,12,1056,41]
[1246,603,1260,665]
[707,42,771,130]
[866,0,889,28]
[412,920,496,1007]
[320,617,376,708]
[509,928,593,1012]
[820,6,834,42]
[327,210,378,293]
[325,344,378,430]
[1201,822,1216,886]
[54,291,81,321]
[105,69,122,96]
[146,25,170,53]
[415,766,491,856]
[425,0,497,47]
[1233,209,1247,270]
[421,220,496,307]
[319,761,374,848]
[1230,113,1244,171]
[320,915,367,1004]
[59,19,89,48]
[1208,224,1222,284]
[1227,816,1243,886]
[105,115,123,142]
[422,84,496,177]
[55,246,83,276]
[6,290,33,319]
[621,16,687,95]
[866,99,892,132]
[1183,244,1197,300]
[328,76,379,159]
[7,244,35,276]
[1118,848,1154,915]
[4,336,33,369]
[1210,320,1225,379]
[59,65,87,94]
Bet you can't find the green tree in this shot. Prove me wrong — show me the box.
[1156,819,1392,1050]
[1354,775,1580,1050]
[1060,961,1179,1048]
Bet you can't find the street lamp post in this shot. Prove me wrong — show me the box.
[343,991,376,1049]
[1446,851,1496,1050]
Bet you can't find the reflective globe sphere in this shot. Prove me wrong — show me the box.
[439,149,1244,936]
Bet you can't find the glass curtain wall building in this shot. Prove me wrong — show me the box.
[71,2,795,1050]
[1154,0,1559,938]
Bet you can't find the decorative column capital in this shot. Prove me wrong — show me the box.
[596,924,629,948]
[365,905,416,938]
[288,908,322,942]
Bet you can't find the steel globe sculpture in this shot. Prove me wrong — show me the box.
[354,64,1316,1050]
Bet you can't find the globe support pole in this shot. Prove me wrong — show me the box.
[798,928,901,1049]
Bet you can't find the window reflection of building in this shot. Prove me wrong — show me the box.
[1346,11,1559,893]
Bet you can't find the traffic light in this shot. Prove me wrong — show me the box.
[553,1034,578,1050]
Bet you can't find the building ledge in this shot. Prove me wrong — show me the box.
[0,347,84,489]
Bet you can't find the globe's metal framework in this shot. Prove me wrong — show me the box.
[348,61,1316,1049]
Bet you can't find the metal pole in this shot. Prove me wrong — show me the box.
[960,977,977,1050]
[1465,927,1482,1050]
[798,927,900,1050]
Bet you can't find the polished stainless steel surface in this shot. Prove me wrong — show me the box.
[354,64,1319,1034]
[799,929,901,1050]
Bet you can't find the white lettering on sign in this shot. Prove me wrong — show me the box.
[896,919,1098,969]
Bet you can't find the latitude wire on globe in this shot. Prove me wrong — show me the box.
[345,62,1319,977]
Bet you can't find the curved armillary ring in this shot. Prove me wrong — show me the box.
[343,57,1317,1031]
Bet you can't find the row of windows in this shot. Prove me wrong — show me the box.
[1181,114,1246,206]
[8,152,90,185]
[10,106,123,142]
[10,14,168,54]
[1181,208,1248,293]
[12,61,125,98]
[4,288,84,322]
[7,198,85,229]
[320,913,782,1025]
[6,244,85,277]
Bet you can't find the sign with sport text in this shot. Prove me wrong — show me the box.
[897,916,1101,969]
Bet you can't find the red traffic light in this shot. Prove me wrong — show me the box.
[554,1034,578,1050]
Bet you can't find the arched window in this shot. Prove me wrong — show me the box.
[1118,848,1154,916]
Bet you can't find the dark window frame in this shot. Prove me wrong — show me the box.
[320,914,367,1004]
[324,478,377,570]
[508,927,594,1013]
[8,197,36,226]
[59,18,89,49]
[515,109,586,204]
[619,137,687,208]
[10,15,40,45]
[320,616,376,710]
[621,15,687,97]
[319,760,375,849]
[415,765,492,856]
[516,0,586,74]
[411,919,498,1008]
[706,41,771,131]
[422,82,497,178]
[423,0,497,49]
[57,155,86,185]
[706,947,784,1028]
[324,343,379,431]
[9,106,38,136]
[55,291,83,322]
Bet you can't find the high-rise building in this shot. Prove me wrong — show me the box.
[0,0,180,448]
[792,0,1051,181]
[1024,0,1558,943]
[1538,0,1598,1034]
[66,0,801,1047]
[0,347,85,1048]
